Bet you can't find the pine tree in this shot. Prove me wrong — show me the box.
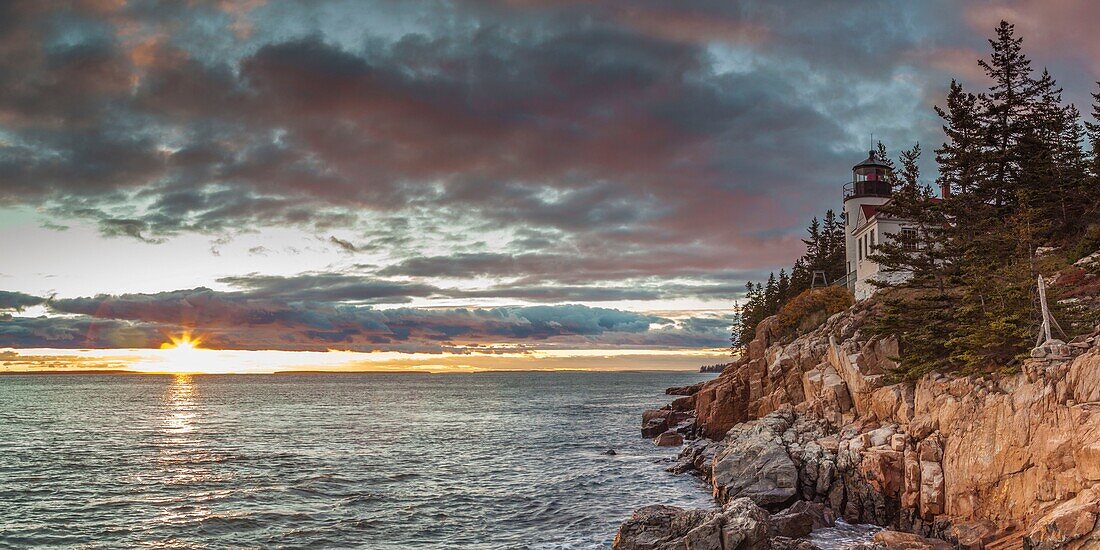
[1087,83,1100,179]
[802,217,821,265]
[978,20,1041,211]
[1081,83,1100,220]
[777,269,791,304]
[764,272,779,313]
[733,209,849,349]
[935,80,985,197]
[790,257,810,297]
[820,210,846,284]
[868,145,957,376]
[876,142,896,174]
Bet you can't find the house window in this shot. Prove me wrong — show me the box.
[901,228,918,251]
[858,236,863,261]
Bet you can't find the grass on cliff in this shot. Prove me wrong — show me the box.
[772,287,854,343]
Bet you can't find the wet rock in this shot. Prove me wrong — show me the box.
[604,449,617,455]
[667,381,706,396]
[769,501,833,538]
[668,438,724,479]
[768,536,818,550]
[654,431,683,447]
[670,395,696,412]
[612,498,772,550]
[712,412,799,509]
[720,498,773,549]
[872,530,952,549]
[613,505,717,550]
[642,409,674,438]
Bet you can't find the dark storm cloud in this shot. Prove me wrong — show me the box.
[0,0,890,272]
[0,291,44,311]
[2,286,731,351]
[328,236,359,253]
[1,0,1094,325]
[215,274,440,303]
[378,251,768,286]
[212,272,737,303]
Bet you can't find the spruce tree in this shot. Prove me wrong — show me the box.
[777,269,791,304]
[764,272,779,313]
[978,20,1041,211]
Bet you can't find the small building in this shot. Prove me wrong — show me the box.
[840,150,920,300]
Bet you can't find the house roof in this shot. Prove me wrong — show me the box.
[860,197,942,222]
[860,204,880,220]
[853,196,943,233]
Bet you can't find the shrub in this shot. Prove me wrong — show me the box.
[772,286,854,341]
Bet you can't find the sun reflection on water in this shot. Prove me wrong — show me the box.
[163,374,196,436]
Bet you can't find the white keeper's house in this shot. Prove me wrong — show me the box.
[840,150,938,301]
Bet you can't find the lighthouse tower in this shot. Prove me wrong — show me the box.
[842,150,893,290]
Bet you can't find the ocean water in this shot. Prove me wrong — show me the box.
[0,371,719,549]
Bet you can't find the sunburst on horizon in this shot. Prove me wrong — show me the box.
[160,333,203,351]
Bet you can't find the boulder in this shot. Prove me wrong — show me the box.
[768,537,817,550]
[890,434,907,452]
[945,520,998,549]
[720,498,773,549]
[769,500,833,538]
[901,449,921,510]
[612,498,773,550]
[859,448,904,499]
[642,409,671,438]
[916,436,942,463]
[712,412,799,509]
[1024,486,1100,549]
[821,367,853,413]
[642,409,691,438]
[667,381,706,396]
[918,461,944,518]
[872,530,952,549]
[654,431,684,447]
[670,395,696,412]
[1068,350,1100,404]
[613,505,718,550]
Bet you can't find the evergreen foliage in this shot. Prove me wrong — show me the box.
[731,209,846,350]
[870,21,1100,379]
[734,21,1100,376]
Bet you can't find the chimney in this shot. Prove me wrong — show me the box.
[940,181,950,199]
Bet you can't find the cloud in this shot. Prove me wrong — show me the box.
[0,0,1092,352]
[98,219,167,244]
[328,236,358,253]
[0,286,731,351]
[0,291,44,311]
[0,1,900,276]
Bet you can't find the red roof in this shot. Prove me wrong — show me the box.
[857,197,942,229]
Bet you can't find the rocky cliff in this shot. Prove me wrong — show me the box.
[621,292,1100,549]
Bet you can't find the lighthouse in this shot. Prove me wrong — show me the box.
[842,150,894,300]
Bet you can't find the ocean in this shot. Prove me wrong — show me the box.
[0,371,718,548]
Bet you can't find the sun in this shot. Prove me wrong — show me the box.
[161,333,203,351]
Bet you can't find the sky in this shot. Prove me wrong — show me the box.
[1,0,1098,372]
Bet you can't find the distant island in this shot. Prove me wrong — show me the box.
[698,363,727,373]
